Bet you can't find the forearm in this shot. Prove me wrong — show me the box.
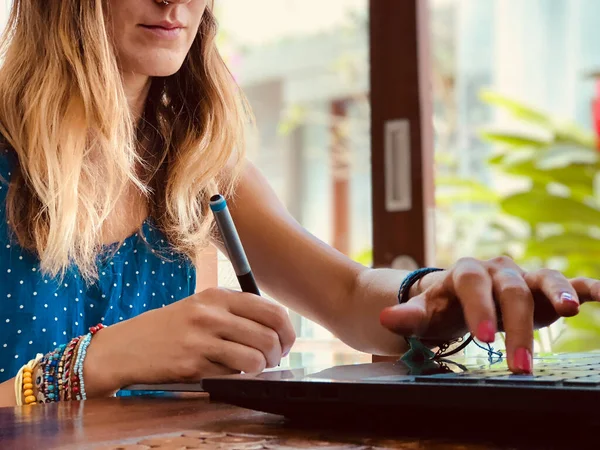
[338,267,412,356]
[0,378,17,408]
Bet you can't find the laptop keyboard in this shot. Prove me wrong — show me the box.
[362,355,600,387]
[411,358,600,387]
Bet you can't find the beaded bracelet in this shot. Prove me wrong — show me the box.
[40,344,66,402]
[32,323,106,404]
[22,367,35,406]
[74,333,92,400]
[14,354,43,406]
[60,336,82,401]
[69,337,85,401]
[74,324,105,401]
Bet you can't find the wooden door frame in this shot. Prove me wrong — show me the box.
[370,0,435,271]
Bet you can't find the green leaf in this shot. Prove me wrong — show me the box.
[480,130,551,148]
[479,90,551,127]
[540,145,599,166]
[488,153,506,165]
[554,123,598,149]
[480,89,597,149]
[500,159,595,200]
[500,191,600,226]
[523,233,600,260]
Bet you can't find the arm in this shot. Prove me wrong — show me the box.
[221,160,600,374]
[222,160,409,356]
[0,378,16,408]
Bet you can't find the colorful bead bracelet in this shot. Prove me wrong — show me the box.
[15,323,105,405]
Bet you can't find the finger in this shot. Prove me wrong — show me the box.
[380,296,429,337]
[200,361,239,378]
[217,314,283,368]
[448,258,497,343]
[227,294,296,357]
[493,268,534,374]
[525,269,580,317]
[179,359,238,383]
[206,339,268,374]
[570,277,600,304]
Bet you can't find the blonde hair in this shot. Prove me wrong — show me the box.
[0,0,247,281]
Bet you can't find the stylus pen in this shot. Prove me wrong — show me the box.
[209,194,261,296]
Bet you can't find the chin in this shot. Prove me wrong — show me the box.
[123,52,188,78]
[142,61,186,78]
[147,66,184,78]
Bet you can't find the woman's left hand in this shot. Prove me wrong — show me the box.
[379,256,600,374]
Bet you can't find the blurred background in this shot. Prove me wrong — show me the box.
[2,0,600,367]
[213,0,600,365]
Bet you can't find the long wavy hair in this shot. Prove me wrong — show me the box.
[0,0,248,281]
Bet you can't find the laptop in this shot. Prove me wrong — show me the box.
[201,351,600,432]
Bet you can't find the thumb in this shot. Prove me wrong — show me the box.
[379,297,429,337]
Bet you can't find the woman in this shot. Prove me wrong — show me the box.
[0,0,597,406]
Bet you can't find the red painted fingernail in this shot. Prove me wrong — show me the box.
[476,320,496,343]
[514,348,533,374]
[561,292,579,307]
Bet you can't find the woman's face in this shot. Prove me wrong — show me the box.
[108,0,208,77]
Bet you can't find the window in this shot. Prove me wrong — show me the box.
[431,0,600,353]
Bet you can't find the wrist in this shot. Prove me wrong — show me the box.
[83,325,128,397]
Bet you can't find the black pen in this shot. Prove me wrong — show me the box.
[209,194,261,296]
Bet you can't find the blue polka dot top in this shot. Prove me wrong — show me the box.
[0,148,197,382]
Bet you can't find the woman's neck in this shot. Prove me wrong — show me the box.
[122,73,152,121]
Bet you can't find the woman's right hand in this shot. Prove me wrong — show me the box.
[83,288,296,397]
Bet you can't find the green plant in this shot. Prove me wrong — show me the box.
[437,89,600,352]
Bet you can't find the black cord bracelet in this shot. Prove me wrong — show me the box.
[397,267,444,305]
[398,267,474,359]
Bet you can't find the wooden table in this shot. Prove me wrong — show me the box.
[0,393,565,450]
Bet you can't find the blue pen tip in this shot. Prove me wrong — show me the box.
[209,194,227,212]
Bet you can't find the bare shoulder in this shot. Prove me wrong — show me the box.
[216,156,271,202]
[210,157,289,249]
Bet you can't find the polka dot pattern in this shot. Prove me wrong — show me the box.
[0,150,197,381]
